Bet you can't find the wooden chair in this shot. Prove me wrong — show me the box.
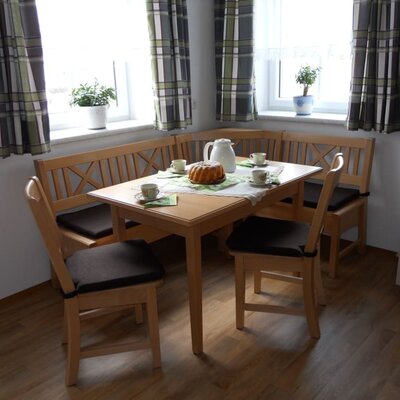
[174,128,283,163]
[25,176,165,386]
[227,154,344,338]
[256,132,375,278]
[34,136,176,257]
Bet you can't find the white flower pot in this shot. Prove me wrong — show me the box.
[293,95,314,115]
[83,105,107,129]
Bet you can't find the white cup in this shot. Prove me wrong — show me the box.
[250,152,266,165]
[170,159,186,173]
[252,169,268,185]
[140,183,159,200]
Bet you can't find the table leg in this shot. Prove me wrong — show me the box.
[217,223,233,257]
[292,181,304,220]
[111,206,127,240]
[185,229,203,354]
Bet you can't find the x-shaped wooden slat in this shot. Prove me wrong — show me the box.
[307,143,338,171]
[64,162,102,196]
[135,148,163,177]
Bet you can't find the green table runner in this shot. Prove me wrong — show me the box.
[167,174,247,192]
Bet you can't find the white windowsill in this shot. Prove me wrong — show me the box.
[49,112,347,145]
[50,120,154,145]
[258,110,347,126]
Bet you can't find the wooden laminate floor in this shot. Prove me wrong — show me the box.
[1,235,399,400]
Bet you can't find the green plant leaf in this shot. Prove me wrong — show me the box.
[295,65,321,96]
[70,79,116,107]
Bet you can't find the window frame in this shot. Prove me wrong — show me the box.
[265,60,349,115]
[254,0,352,116]
[45,60,131,131]
[37,0,153,132]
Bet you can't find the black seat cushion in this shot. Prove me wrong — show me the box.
[66,239,165,294]
[56,204,138,239]
[282,182,360,211]
[227,216,310,257]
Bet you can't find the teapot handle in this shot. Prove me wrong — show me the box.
[203,141,213,161]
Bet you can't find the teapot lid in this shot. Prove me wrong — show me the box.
[214,138,232,145]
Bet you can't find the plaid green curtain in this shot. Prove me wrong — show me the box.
[347,0,400,134]
[215,0,257,122]
[0,0,50,158]
[146,0,192,131]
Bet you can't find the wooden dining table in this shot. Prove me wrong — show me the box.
[88,160,321,354]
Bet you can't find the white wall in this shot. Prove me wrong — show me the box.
[0,0,217,299]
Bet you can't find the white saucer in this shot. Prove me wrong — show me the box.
[135,192,165,203]
[247,159,268,167]
[248,179,271,187]
[167,167,186,175]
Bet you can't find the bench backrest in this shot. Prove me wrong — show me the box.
[281,132,375,193]
[34,136,176,214]
[35,128,373,216]
[174,128,283,164]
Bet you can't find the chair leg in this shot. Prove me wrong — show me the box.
[254,271,262,294]
[65,299,81,386]
[135,304,143,324]
[328,223,341,279]
[50,260,61,289]
[302,260,320,339]
[235,256,246,330]
[62,303,68,344]
[146,287,161,369]
[314,244,326,306]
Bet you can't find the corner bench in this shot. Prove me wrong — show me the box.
[34,128,375,280]
[34,136,176,256]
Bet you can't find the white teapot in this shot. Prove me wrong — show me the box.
[203,138,236,173]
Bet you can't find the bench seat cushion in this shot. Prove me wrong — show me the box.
[227,216,309,257]
[56,204,138,239]
[66,239,165,294]
[282,182,360,211]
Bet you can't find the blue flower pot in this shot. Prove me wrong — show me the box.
[293,95,314,115]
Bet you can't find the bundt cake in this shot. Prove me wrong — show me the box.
[188,161,225,184]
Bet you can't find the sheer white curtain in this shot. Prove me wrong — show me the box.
[254,0,353,112]
[254,0,352,61]
[36,0,153,129]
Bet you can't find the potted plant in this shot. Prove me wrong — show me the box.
[70,80,116,129]
[293,65,320,115]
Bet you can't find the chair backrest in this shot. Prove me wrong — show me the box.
[305,153,344,253]
[25,177,76,295]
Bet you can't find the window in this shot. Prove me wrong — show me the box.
[36,0,153,131]
[254,0,353,114]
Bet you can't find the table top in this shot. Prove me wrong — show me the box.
[88,160,321,228]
